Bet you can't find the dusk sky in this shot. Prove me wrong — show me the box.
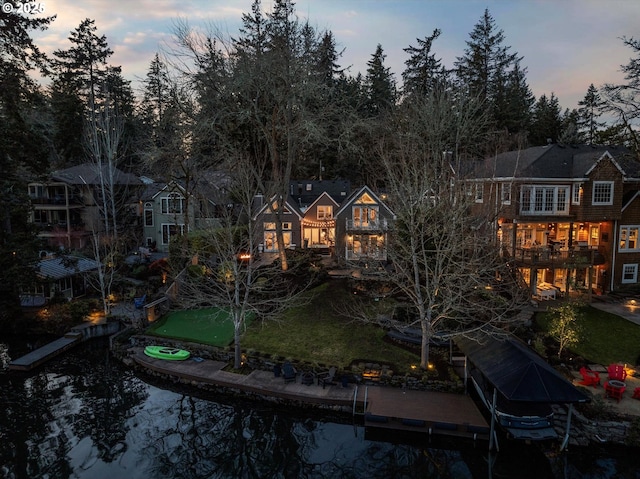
[30,0,640,112]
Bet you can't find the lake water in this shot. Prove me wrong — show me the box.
[1,337,639,479]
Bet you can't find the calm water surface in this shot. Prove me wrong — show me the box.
[1,338,639,479]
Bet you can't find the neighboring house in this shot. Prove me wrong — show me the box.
[141,173,231,253]
[28,163,141,250]
[469,144,640,296]
[20,254,100,307]
[335,185,396,263]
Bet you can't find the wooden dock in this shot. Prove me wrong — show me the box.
[362,386,490,440]
[8,332,83,371]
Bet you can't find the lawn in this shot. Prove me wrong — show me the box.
[536,305,640,366]
[146,307,254,347]
[241,280,421,372]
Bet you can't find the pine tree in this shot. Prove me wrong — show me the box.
[402,29,448,98]
[529,93,563,146]
[0,6,54,329]
[454,9,523,133]
[364,44,396,116]
[53,18,113,110]
[577,84,605,145]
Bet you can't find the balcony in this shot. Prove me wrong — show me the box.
[345,218,390,231]
[30,195,84,206]
[509,246,603,268]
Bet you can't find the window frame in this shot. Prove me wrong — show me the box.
[501,183,511,205]
[161,192,184,214]
[519,185,570,215]
[622,264,638,284]
[317,205,333,220]
[619,225,640,252]
[592,181,614,206]
[572,183,582,205]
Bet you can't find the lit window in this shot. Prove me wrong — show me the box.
[317,205,333,220]
[572,183,582,205]
[619,226,640,252]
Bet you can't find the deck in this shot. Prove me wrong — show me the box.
[363,386,490,439]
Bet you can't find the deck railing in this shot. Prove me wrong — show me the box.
[510,247,601,267]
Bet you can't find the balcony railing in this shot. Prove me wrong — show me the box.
[509,246,603,267]
[345,218,390,231]
[30,195,83,206]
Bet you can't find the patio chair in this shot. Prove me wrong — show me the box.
[282,362,297,384]
[317,366,337,389]
[578,367,600,387]
[607,363,627,382]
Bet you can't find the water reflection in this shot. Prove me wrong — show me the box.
[1,339,638,479]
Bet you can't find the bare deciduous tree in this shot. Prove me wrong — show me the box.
[346,92,528,369]
[172,154,316,369]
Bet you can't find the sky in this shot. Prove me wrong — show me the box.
[28,0,640,111]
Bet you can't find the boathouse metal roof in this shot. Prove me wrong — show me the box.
[456,332,590,404]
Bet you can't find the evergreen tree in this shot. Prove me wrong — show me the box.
[51,19,115,165]
[315,31,343,88]
[529,93,563,146]
[364,44,396,116]
[577,84,605,145]
[501,60,535,135]
[53,18,113,109]
[402,29,448,98]
[0,5,54,329]
[454,9,524,134]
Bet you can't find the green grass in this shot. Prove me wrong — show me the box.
[147,307,253,347]
[536,305,640,365]
[242,281,420,372]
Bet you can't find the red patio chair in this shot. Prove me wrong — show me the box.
[633,387,640,400]
[607,364,627,382]
[578,366,600,387]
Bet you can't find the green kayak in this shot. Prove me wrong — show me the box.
[144,345,190,361]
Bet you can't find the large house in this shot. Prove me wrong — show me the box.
[469,144,640,297]
[253,181,395,263]
[28,163,141,250]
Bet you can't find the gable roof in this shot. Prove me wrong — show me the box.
[336,185,396,218]
[456,332,589,404]
[305,191,341,212]
[50,163,141,186]
[252,194,303,221]
[473,144,638,181]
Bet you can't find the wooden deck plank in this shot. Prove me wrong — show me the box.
[365,387,488,428]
